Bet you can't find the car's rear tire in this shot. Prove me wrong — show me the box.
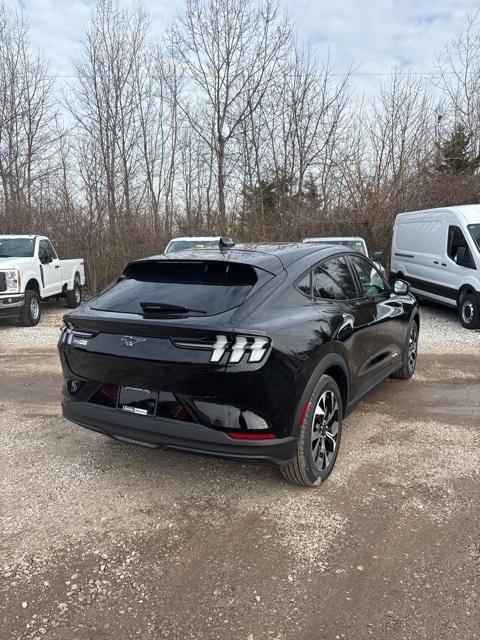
[459,293,480,330]
[391,319,418,379]
[19,289,42,327]
[280,375,343,487]
[66,278,82,308]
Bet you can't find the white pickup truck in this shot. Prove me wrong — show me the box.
[0,235,85,326]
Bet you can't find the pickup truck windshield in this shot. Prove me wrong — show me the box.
[468,224,480,251]
[0,238,35,258]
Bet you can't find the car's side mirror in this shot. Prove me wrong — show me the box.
[371,251,384,264]
[393,279,409,295]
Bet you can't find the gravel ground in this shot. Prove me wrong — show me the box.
[0,300,479,639]
[1,299,477,353]
[418,301,480,353]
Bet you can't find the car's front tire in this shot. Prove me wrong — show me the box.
[459,293,480,330]
[281,374,343,487]
[19,289,42,327]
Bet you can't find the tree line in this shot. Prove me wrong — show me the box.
[1,0,480,290]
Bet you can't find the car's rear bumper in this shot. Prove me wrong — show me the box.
[0,294,24,318]
[62,400,297,464]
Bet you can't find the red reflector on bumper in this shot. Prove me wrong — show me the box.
[227,432,276,440]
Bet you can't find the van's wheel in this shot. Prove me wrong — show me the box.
[460,293,480,330]
[66,278,82,308]
[392,319,418,379]
[280,375,342,487]
[19,290,42,326]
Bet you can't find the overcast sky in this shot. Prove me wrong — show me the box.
[5,0,480,94]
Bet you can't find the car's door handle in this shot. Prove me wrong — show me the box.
[433,260,439,264]
[55,265,60,269]
[441,263,447,267]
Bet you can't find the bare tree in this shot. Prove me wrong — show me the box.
[434,11,480,156]
[339,73,434,249]
[0,3,54,229]
[171,0,291,225]
[68,0,150,238]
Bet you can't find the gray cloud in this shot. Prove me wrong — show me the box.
[4,0,478,94]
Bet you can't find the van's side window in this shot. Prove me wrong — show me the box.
[447,226,475,269]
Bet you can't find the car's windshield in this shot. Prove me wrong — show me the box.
[166,240,219,253]
[468,224,480,251]
[0,238,35,258]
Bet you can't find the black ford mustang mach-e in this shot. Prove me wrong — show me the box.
[58,242,419,486]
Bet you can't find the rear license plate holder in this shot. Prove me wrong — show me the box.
[118,387,157,416]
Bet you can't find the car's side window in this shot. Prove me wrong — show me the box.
[45,240,57,259]
[447,226,475,268]
[39,239,57,262]
[297,272,312,296]
[38,240,50,262]
[312,257,357,301]
[350,255,388,299]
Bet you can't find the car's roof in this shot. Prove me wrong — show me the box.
[137,242,346,274]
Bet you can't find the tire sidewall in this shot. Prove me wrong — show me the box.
[67,279,82,308]
[406,318,419,376]
[74,281,81,305]
[299,376,343,485]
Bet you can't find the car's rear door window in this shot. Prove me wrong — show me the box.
[92,260,262,316]
[312,257,357,300]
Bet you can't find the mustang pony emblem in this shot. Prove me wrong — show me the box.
[121,336,146,348]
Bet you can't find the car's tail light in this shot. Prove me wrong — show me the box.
[172,334,270,364]
[60,322,96,346]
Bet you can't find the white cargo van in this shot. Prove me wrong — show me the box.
[391,205,480,329]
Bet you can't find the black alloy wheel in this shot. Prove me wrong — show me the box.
[281,374,343,487]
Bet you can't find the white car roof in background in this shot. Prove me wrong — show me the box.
[396,205,480,225]
[168,236,222,242]
[302,236,365,242]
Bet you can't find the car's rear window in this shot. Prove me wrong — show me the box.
[92,260,259,316]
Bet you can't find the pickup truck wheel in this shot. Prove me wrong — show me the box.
[66,280,82,308]
[460,293,480,330]
[19,290,42,326]
[280,375,342,487]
